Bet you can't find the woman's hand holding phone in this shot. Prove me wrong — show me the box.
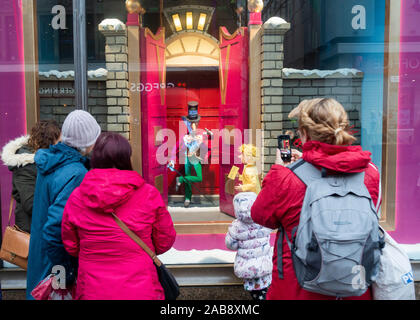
[291,149,303,163]
[275,149,285,166]
[275,148,302,166]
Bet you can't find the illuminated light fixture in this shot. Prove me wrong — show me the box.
[164,6,214,34]
[186,12,193,30]
[172,14,182,32]
[197,13,207,31]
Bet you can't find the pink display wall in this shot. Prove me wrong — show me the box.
[387,1,420,244]
[0,0,26,234]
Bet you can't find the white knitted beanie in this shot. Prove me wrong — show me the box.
[61,110,101,149]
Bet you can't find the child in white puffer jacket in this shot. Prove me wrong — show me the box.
[225,192,273,300]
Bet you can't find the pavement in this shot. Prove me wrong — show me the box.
[0,286,252,300]
[1,284,419,300]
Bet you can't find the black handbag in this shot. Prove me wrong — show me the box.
[155,263,180,300]
[111,213,180,300]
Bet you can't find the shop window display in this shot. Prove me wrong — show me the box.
[0,0,419,290]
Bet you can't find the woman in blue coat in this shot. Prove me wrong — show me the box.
[26,110,101,300]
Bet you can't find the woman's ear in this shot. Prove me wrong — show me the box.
[300,129,309,144]
[304,129,311,141]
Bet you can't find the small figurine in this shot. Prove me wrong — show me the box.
[233,144,261,194]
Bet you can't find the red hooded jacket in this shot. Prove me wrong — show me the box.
[251,141,380,300]
[62,169,176,300]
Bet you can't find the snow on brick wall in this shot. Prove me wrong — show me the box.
[39,78,108,131]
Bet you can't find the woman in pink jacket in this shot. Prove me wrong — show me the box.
[62,132,176,300]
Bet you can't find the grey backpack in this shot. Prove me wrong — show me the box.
[277,159,384,298]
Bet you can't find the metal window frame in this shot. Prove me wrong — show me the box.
[73,0,88,111]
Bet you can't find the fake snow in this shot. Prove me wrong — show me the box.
[158,247,235,264]
[39,68,108,79]
[264,16,288,27]
[39,70,74,79]
[158,244,420,265]
[88,68,108,78]
[168,206,221,213]
[99,19,126,31]
[282,68,362,78]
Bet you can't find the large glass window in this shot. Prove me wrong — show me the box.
[37,0,127,69]
[1,0,419,290]
[264,0,386,168]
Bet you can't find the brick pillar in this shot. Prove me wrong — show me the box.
[98,19,130,139]
[261,17,291,174]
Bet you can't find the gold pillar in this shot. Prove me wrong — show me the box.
[248,3,264,174]
[380,0,401,231]
[126,8,143,175]
[249,25,263,144]
[22,0,40,132]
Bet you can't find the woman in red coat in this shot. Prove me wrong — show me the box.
[62,132,176,300]
[251,98,380,300]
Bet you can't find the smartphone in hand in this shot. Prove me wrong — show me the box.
[278,135,292,163]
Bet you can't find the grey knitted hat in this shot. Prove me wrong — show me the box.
[61,110,101,149]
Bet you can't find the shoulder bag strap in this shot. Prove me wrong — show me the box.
[8,197,15,226]
[111,212,162,267]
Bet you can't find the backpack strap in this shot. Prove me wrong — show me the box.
[287,159,322,186]
[368,162,382,215]
[277,224,297,279]
[277,226,285,279]
[276,159,320,280]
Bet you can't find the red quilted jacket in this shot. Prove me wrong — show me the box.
[251,141,380,300]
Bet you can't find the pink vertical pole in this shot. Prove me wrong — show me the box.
[0,0,27,233]
[387,2,420,243]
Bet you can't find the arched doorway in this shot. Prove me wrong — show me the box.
[165,32,221,203]
[165,32,219,67]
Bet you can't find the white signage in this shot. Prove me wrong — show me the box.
[51,5,67,30]
[351,5,367,30]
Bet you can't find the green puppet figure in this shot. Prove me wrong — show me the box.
[169,101,210,207]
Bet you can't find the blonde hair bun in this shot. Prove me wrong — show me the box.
[290,98,356,146]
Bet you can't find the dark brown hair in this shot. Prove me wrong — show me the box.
[27,120,61,151]
[90,132,133,171]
